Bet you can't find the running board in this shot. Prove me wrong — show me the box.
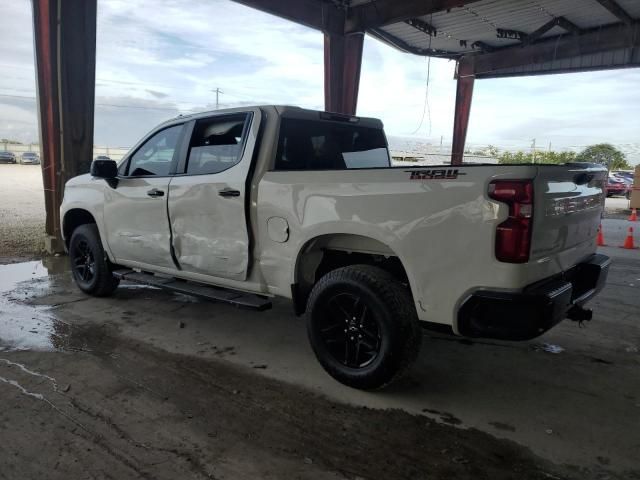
[113,269,272,311]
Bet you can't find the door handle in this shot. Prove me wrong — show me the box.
[218,188,240,198]
[147,188,165,197]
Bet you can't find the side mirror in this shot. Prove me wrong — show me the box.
[90,159,118,179]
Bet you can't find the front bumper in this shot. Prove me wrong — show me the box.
[457,254,610,340]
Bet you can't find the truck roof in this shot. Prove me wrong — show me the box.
[162,105,384,130]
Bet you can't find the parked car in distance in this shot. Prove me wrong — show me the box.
[612,170,634,183]
[0,151,17,164]
[606,176,630,198]
[94,155,111,161]
[61,105,610,390]
[19,152,40,165]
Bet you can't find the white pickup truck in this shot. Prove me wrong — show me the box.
[61,106,610,389]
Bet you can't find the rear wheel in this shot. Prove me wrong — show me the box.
[306,265,422,390]
[69,224,119,296]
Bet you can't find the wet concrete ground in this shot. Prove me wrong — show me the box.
[0,218,639,479]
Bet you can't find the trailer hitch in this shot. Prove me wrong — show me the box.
[567,305,593,326]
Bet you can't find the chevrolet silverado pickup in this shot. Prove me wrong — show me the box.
[61,106,610,389]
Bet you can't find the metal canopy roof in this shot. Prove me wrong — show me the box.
[233,0,640,78]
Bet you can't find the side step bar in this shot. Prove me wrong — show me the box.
[113,269,272,311]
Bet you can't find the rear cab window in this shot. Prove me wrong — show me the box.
[274,117,390,171]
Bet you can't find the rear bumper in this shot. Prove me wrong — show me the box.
[457,254,610,340]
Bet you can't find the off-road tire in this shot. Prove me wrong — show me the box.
[306,265,422,390]
[69,223,119,297]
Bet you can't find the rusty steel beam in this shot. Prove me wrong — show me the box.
[32,0,60,248]
[32,0,97,252]
[465,21,640,77]
[595,0,634,25]
[451,61,474,165]
[324,32,365,114]
[231,0,344,34]
[345,0,481,33]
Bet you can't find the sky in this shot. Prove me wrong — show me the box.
[1,0,639,163]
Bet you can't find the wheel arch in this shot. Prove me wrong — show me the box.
[62,208,97,249]
[292,233,415,316]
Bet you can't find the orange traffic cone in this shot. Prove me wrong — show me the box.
[629,208,638,222]
[597,224,606,246]
[621,227,636,249]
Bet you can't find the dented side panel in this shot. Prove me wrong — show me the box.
[103,177,175,269]
[168,177,249,279]
[166,109,263,281]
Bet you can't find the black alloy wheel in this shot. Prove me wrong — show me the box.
[72,238,96,285]
[318,292,382,369]
[306,265,422,390]
[68,223,119,296]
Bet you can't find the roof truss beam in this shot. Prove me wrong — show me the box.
[595,0,634,25]
[522,16,582,45]
[463,21,640,77]
[405,17,437,37]
[496,28,527,41]
[471,41,495,52]
[230,0,345,34]
[368,27,454,57]
[345,0,482,33]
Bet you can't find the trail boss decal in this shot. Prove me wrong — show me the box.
[406,169,466,180]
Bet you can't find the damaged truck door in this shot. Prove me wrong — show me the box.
[103,124,184,270]
[167,111,259,281]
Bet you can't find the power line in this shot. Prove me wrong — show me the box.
[0,92,211,113]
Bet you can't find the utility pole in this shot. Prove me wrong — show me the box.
[531,138,537,163]
[212,88,222,109]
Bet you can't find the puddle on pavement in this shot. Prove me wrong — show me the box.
[0,258,76,352]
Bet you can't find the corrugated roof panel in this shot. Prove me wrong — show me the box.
[367,0,636,57]
[615,0,640,18]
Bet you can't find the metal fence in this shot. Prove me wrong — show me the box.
[1,142,130,162]
[390,152,498,165]
[2,144,496,166]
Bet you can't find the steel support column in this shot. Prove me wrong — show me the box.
[32,0,97,252]
[451,60,475,165]
[324,32,364,115]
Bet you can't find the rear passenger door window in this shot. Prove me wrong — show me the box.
[185,114,250,175]
[126,124,183,177]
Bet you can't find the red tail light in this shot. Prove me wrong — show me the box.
[488,180,533,263]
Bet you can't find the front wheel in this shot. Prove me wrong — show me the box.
[306,265,422,390]
[69,224,119,296]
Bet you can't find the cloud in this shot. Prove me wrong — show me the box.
[146,89,169,99]
[0,0,639,164]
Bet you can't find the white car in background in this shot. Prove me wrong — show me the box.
[19,152,40,165]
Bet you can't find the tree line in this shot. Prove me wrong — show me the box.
[484,143,631,170]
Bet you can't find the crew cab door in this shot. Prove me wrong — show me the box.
[167,110,261,281]
[103,124,185,270]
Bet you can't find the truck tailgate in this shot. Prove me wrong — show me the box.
[531,164,607,268]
